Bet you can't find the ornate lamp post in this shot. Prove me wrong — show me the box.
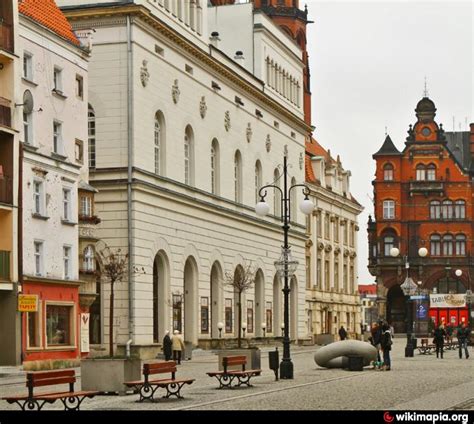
[242,322,247,338]
[390,246,427,357]
[255,155,314,379]
[455,269,473,329]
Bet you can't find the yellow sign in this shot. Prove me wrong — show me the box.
[18,294,38,312]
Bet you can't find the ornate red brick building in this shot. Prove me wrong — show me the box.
[368,97,474,333]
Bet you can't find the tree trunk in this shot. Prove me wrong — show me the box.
[109,280,114,357]
[238,291,242,348]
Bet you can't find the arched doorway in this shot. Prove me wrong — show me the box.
[387,284,406,333]
[273,274,282,336]
[255,269,265,337]
[290,276,298,340]
[153,251,169,343]
[184,257,198,345]
[210,261,223,338]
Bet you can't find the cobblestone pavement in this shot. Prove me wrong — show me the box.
[0,341,473,411]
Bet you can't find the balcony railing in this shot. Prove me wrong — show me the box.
[0,21,13,53]
[409,180,444,194]
[0,97,11,128]
[0,250,10,281]
[0,175,13,204]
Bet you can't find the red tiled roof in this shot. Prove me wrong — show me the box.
[305,154,319,184]
[19,0,80,46]
[358,284,377,295]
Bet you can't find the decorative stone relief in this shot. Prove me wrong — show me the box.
[343,248,350,257]
[299,152,304,170]
[199,96,207,119]
[172,79,180,104]
[305,239,313,249]
[246,123,252,143]
[265,134,271,152]
[324,244,332,252]
[334,247,341,255]
[140,60,150,87]
[224,111,231,131]
[317,242,324,251]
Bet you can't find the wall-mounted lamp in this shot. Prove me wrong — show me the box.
[217,321,224,338]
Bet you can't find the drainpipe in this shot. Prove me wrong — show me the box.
[126,15,134,346]
[125,338,133,359]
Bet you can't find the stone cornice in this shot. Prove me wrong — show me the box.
[63,4,311,134]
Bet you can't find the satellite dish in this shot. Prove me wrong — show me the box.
[23,90,34,113]
[15,90,34,112]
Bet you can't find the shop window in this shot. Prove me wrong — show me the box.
[46,304,73,347]
[27,305,41,349]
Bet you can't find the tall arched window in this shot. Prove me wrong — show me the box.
[154,112,166,175]
[430,200,441,219]
[211,139,220,195]
[184,125,194,186]
[455,234,466,256]
[383,163,394,181]
[255,160,262,204]
[442,200,453,219]
[442,234,453,256]
[274,168,281,216]
[83,245,95,272]
[426,164,436,181]
[88,104,96,168]
[234,150,242,203]
[430,234,441,256]
[416,164,425,181]
[454,200,466,219]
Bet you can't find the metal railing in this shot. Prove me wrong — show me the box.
[0,250,10,281]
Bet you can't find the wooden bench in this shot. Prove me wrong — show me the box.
[124,361,194,402]
[2,369,99,411]
[417,338,436,355]
[207,355,261,389]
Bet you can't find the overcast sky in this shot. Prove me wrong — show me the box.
[305,0,473,285]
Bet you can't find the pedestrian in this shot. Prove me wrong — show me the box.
[171,330,185,364]
[162,330,172,361]
[338,325,348,341]
[380,323,392,371]
[446,324,453,344]
[457,322,470,359]
[433,323,446,359]
[372,321,382,363]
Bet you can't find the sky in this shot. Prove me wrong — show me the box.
[305,0,473,285]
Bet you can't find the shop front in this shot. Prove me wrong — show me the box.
[429,293,469,328]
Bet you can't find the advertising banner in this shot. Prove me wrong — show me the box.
[429,294,466,308]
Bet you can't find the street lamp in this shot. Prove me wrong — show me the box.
[261,322,266,338]
[242,322,247,338]
[390,246,427,357]
[255,154,314,379]
[455,269,473,330]
[217,321,224,338]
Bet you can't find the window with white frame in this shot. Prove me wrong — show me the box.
[83,245,94,272]
[53,121,63,154]
[455,234,466,256]
[211,139,219,195]
[33,180,44,215]
[255,160,262,204]
[34,241,44,276]
[454,200,466,219]
[62,188,72,221]
[80,195,92,217]
[154,113,161,175]
[383,200,395,219]
[63,246,72,279]
[46,304,73,346]
[234,150,242,203]
[75,75,83,99]
[23,52,33,80]
[184,126,194,186]
[53,67,63,93]
[88,105,96,168]
[383,163,394,181]
[23,111,32,144]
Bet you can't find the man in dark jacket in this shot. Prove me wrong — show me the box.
[457,323,470,359]
[338,325,348,340]
[162,330,172,361]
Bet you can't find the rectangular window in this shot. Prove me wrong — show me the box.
[23,112,32,144]
[200,297,209,333]
[317,257,322,288]
[46,304,73,346]
[27,307,41,349]
[23,53,33,80]
[350,223,355,247]
[324,214,330,239]
[75,140,84,164]
[306,256,311,289]
[350,264,355,293]
[317,212,322,237]
[383,200,395,219]
[324,260,330,290]
[334,218,339,242]
[172,294,182,332]
[343,264,348,292]
[247,300,254,333]
[53,121,62,154]
[343,222,348,245]
[266,302,272,333]
[63,246,71,279]
[80,195,92,217]
[225,298,232,333]
[33,180,44,215]
[75,75,83,99]
[53,67,63,93]
[62,188,72,221]
[34,241,43,276]
[334,260,339,290]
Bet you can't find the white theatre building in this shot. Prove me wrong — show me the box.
[60,0,312,357]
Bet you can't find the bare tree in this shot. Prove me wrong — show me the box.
[96,244,128,358]
[224,261,257,348]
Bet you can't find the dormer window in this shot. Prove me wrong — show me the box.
[383,163,394,181]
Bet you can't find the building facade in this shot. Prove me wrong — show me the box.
[368,96,474,333]
[17,0,90,366]
[305,140,363,343]
[60,0,311,357]
[358,284,377,331]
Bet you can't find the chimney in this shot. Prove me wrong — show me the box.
[209,31,220,48]
[234,51,245,66]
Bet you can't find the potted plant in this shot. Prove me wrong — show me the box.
[81,244,141,394]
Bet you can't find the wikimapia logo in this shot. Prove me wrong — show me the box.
[383,412,469,424]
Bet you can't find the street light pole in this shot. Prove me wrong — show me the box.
[255,155,314,379]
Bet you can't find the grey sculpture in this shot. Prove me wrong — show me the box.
[314,340,377,368]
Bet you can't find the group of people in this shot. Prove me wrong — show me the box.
[161,330,185,364]
[432,322,470,359]
[368,320,393,371]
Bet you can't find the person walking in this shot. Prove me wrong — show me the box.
[171,330,185,364]
[380,323,392,371]
[162,330,172,361]
[433,323,446,359]
[338,325,348,341]
[370,322,382,366]
[457,323,470,359]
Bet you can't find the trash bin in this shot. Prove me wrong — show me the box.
[268,348,279,380]
[347,355,363,371]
